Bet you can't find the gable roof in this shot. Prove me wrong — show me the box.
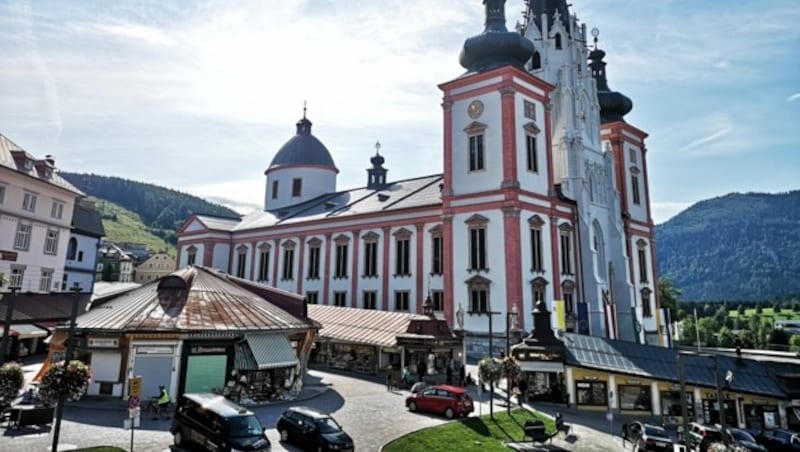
[307,304,428,348]
[71,266,314,333]
[0,134,83,195]
[71,201,106,237]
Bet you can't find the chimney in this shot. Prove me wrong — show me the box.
[45,155,55,166]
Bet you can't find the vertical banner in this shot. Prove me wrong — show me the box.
[661,308,673,348]
[577,302,590,335]
[554,300,565,331]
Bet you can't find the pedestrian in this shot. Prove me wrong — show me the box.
[154,385,171,419]
[446,365,453,385]
[517,377,528,407]
[386,370,394,391]
[458,365,466,387]
[416,360,426,382]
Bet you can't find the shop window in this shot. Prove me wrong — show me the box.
[660,390,694,418]
[618,384,652,411]
[575,380,607,406]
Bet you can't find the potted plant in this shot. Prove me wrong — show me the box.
[0,361,24,408]
[38,360,91,406]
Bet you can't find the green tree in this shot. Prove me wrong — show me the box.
[658,276,681,313]
[698,318,719,346]
[790,335,800,353]
[772,301,781,313]
[755,304,763,315]
[0,362,24,408]
[717,327,735,348]
[736,304,745,317]
[769,328,790,346]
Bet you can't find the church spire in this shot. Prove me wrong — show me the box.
[367,141,388,189]
[588,28,633,124]
[459,0,535,74]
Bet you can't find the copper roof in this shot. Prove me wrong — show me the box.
[71,266,315,333]
[307,304,427,348]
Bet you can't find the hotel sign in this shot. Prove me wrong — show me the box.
[0,250,18,262]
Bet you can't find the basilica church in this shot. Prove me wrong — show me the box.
[176,0,664,355]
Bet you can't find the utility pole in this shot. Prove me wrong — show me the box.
[678,352,689,445]
[712,355,729,448]
[51,283,82,452]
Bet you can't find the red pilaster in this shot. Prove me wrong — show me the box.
[350,230,360,308]
[415,223,425,314]
[381,227,391,311]
[442,215,454,325]
[500,86,518,188]
[323,233,332,305]
[442,99,454,196]
[502,206,522,315]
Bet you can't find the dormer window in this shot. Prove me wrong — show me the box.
[24,159,33,170]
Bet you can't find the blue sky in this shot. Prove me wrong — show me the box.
[1,0,798,224]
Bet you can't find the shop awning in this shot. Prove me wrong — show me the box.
[244,334,297,370]
[12,323,50,339]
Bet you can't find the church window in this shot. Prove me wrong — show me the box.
[526,134,538,172]
[272,180,279,199]
[466,215,488,271]
[641,287,653,318]
[530,52,541,71]
[334,291,347,307]
[530,277,548,308]
[363,291,377,310]
[559,223,573,275]
[555,33,562,50]
[282,243,295,280]
[631,173,641,205]
[307,240,321,280]
[562,280,575,315]
[468,134,485,172]
[362,232,379,277]
[637,239,649,283]
[306,291,318,305]
[394,290,410,312]
[529,215,544,272]
[67,237,78,261]
[430,225,443,275]
[235,245,247,278]
[432,290,444,312]
[629,149,637,164]
[257,243,270,281]
[334,235,349,278]
[292,178,302,197]
[394,228,412,276]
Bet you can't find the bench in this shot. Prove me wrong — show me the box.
[9,405,54,428]
[523,413,571,445]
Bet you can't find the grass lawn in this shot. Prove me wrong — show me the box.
[383,408,554,452]
[728,308,800,321]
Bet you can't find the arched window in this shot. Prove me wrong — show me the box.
[67,237,78,260]
[554,33,562,50]
[531,51,541,70]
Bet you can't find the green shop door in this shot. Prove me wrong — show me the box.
[185,355,227,393]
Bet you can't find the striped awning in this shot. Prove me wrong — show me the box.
[244,334,297,370]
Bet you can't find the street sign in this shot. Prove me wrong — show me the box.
[0,250,18,262]
[128,407,141,419]
[123,417,141,429]
[129,376,142,398]
[128,395,141,409]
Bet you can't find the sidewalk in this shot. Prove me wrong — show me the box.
[69,369,332,412]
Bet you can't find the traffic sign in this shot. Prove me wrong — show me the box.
[129,376,142,398]
[128,395,140,409]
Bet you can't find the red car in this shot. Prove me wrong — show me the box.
[405,384,474,419]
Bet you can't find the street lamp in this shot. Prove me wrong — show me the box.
[505,304,520,414]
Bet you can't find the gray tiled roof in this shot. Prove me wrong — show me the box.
[0,134,83,195]
[563,333,788,398]
[72,201,106,237]
[228,174,443,232]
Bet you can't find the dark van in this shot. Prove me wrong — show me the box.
[171,393,271,451]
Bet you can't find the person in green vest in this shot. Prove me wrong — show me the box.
[155,385,171,419]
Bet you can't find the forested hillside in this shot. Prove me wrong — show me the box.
[61,172,239,244]
[656,190,800,302]
[94,200,178,255]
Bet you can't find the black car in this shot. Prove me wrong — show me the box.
[276,406,354,452]
[170,393,271,452]
[727,428,768,451]
[758,429,800,452]
[636,424,674,452]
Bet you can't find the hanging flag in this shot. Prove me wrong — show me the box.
[554,299,565,331]
[577,302,590,335]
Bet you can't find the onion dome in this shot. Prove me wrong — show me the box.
[528,0,572,37]
[588,32,633,124]
[459,0,535,74]
[268,112,337,172]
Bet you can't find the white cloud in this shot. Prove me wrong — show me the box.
[677,127,731,154]
[78,22,176,47]
[788,92,800,102]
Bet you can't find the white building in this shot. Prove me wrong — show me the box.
[63,199,105,292]
[177,0,663,353]
[0,134,82,293]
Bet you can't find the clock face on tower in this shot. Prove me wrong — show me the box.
[467,100,484,119]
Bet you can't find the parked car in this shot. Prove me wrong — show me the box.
[276,406,354,452]
[726,427,768,451]
[621,420,644,445]
[170,393,271,452]
[759,429,800,452]
[687,422,722,452]
[405,384,474,419]
[634,423,673,452]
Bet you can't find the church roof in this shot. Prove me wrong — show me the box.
[267,116,338,172]
[232,173,443,231]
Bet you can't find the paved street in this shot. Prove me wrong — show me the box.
[2,366,634,452]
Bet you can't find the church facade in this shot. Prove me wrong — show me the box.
[176,0,663,355]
